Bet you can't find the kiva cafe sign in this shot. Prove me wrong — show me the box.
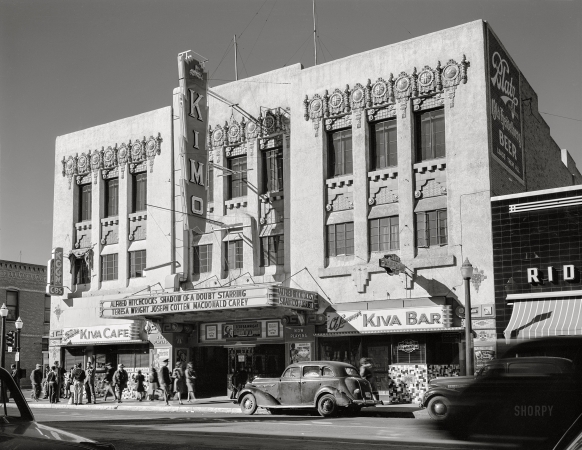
[62,325,139,344]
[327,306,452,333]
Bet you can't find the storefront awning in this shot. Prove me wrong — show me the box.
[315,326,465,337]
[503,298,582,343]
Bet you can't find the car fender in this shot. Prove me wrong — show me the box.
[237,387,280,407]
[422,388,459,407]
[314,386,352,408]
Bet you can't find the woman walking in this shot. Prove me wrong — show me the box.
[135,370,146,401]
[172,363,186,405]
[185,362,197,403]
[147,366,159,401]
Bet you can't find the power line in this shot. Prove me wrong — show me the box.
[282,34,311,67]
[244,0,278,67]
[540,111,582,123]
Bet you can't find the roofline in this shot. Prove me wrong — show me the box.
[492,184,582,202]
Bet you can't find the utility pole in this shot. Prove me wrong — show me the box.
[234,34,239,81]
[313,0,317,66]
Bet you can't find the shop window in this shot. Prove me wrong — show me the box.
[371,119,397,169]
[105,178,119,217]
[260,235,284,267]
[193,244,212,274]
[263,147,283,193]
[228,156,247,199]
[132,172,147,212]
[327,222,354,257]
[79,183,92,221]
[416,108,445,162]
[328,129,353,178]
[369,216,399,252]
[393,337,426,364]
[225,240,243,271]
[44,295,51,323]
[208,164,214,202]
[74,258,91,284]
[101,254,118,281]
[416,209,448,247]
[129,250,146,278]
[283,367,300,378]
[5,291,18,321]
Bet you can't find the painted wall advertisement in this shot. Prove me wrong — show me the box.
[488,26,524,184]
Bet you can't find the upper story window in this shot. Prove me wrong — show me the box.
[369,216,400,252]
[79,183,92,222]
[105,178,119,217]
[416,108,445,162]
[327,222,354,257]
[132,173,147,213]
[416,209,448,247]
[129,250,146,278]
[263,147,283,193]
[5,291,18,321]
[225,240,243,271]
[208,165,214,203]
[44,295,51,324]
[74,258,91,284]
[260,235,284,267]
[372,119,397,169]
[228,156,247,199]
[101,254,118,281]
[328,129,353,178]
[193,244,212,274]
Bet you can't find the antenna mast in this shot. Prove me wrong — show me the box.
[313,0,317,66]
[234,34,239,81]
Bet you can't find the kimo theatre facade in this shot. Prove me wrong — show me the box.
[101,284,320,397]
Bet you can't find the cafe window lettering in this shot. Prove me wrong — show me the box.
[393,336,426,364]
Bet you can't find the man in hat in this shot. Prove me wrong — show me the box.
[103,362,117,402]
[85,361,96,404]
[113,363,128,403]
[158,359,171,406]
[71,362,86,405]
[30,364,43,401]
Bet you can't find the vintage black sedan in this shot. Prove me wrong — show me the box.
[0,366,115,449]
[237,361,380,416]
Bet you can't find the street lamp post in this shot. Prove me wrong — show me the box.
[0,303,8,369]
[461,258,474,376]
[15,317,23,388]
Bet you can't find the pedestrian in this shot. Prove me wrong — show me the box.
[10,364,18,382]
[135,370,145,401]
[47,365,58,404]
[54,361,63,402]
[172,364,186,405]
[359,358,379,401]
[71,363,86,405]
[185,362,197,403]
[158,359,171,406]
[230,368,239,400]
[64,366,74,400]
[112,363,128,403]
[42,365,51,399]
[103,362,117,402]
[85,361,96,404]
[30,364,43,401]
[147,366,159,401]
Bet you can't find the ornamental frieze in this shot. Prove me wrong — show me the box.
[61,134,162,189]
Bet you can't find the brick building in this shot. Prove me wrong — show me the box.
[0,260,49,388]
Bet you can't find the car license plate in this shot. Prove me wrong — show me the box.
[365,392,371,399]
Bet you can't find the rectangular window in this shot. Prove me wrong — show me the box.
[260,235,285,267]
[263,148,284,193]
[193,244,212,274]
[369,216,400,252]
[6,291,18,321]
[101,254,118,281]
[225,240,243,271]
[79,184,92,221]
[228,156,247,199]
[328,129,353,178]
[42,338,49,352]
[327,222,354,257]
[129,250,146,278]
[44,295,51,323]
[133,173,147,212]
[74,258,91,284]
[372,119,397,169]
[416,209,448,247]
[208,164,214,202]
[105,178,119,217]
[417,108,445,162]
[393,336,426,364]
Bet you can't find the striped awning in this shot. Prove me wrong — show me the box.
[504,299,582,343]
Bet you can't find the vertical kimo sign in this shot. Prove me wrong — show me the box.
[46,247,64,296]
[177,51,208,230]
[487,26,525,184]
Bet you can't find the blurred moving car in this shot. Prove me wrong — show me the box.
[237,361,380,416]
[444,336,582,448]
[0,366,115,449]
[422,356,574,421]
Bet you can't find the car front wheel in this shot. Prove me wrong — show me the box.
[427,396,450,421]
[317,394,338,417]
[240,394,258,415]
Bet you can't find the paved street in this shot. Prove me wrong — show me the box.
[33,408,514,450]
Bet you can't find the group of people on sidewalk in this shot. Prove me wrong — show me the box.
[27,358,197,406]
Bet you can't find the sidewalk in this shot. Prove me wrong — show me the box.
[21,388,424,417]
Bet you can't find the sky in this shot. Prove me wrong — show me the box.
[0,0,580,266]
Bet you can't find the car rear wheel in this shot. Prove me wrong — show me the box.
[240,394,258,415]
[427,396,450,421]
[317,394,338,417]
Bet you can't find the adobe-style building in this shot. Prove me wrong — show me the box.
[49,20,580,402]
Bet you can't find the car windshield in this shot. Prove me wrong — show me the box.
[0,368,34,422]
[345,367,360,377]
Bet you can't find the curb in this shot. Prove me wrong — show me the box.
[26,402,256,414]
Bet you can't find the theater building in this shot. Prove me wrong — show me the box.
[49,20,581,401]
